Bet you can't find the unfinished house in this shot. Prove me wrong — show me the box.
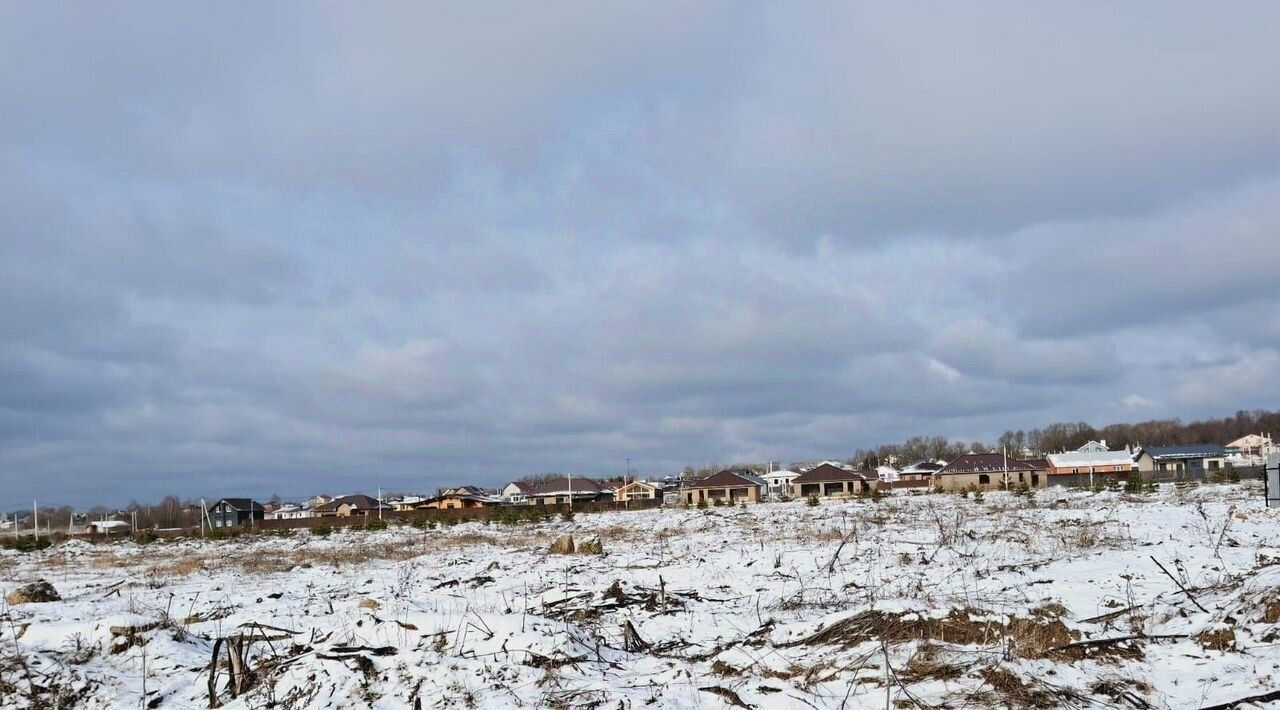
[681,470,765,505]
[790,463,875,499]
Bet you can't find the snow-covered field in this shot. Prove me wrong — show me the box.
[4,482,1280,709]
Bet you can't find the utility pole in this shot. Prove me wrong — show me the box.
[568,473,573,511]
[33,501,38,540]
[378,486,383,521]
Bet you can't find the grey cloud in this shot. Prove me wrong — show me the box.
[1004,177,1280,335]
[1,4,1279,506]
[928,319,1120,385]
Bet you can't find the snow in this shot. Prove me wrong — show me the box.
[2,482,1279,708]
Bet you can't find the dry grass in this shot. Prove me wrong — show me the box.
[777,605,1076,659]
[976,667,1066,708]
[65,529,509,583]
[1195,627,1236,652]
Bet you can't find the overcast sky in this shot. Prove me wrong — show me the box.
[3,3,1280,507]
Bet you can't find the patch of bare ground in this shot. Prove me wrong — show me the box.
[777,604,1076,659]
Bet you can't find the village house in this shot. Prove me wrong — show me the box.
[308,494,334,509]
[314,494,393,518]
[790,463,875,499]
[876,465,900,482]
[1021,458,1050,486]
[681,470,765,505]
[268,503,315,520]
[1226,434,1276,466]
[1046,441,1136,486]
[1134,445,1228,479]
[763,468,800,500]
[387,495,429,511]
[412,490,503,510]
[526,476,614,505]
[210,499,266,528]
[898,460,945,481]
[86,519,131,535]
[500,481,534,504]
[932,454,1041,491]
[614,480,660,503]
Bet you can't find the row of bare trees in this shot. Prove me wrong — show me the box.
[846,409,1280,470]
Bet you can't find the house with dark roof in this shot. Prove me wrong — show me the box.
[1022,458,1051,483]
[1135,445,1227,479]
[933,453,1040,491]
[210,498,265,529]
[314,494,394,518]
[790,463,875,498]
[898,460,945,481]
[681,470,765,505]
[526,476,614,505]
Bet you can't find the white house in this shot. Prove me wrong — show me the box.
[269,504,315,520]
[1226,434,1277,467]
[763,469,800,499]
[86,520,131,535]
[500,481,534,504]
[876,465,900,482]
[1046,441,1137,484]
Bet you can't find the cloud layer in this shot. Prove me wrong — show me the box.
[3,3,1279,506]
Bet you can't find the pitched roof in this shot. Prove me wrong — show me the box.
[504,480,536,493]
[792,463,871,484]
[901,460,944,473]
[686,470,766,489]
[216,498,265,512]
[1045,449,1133,469]
[1226,434,1271,450]
[1021,458,1051,471]
[315,494,389,512]
[419,492,503,506]
[937,453,1035,475]
[528,476,609,496]
[1140,444,1228,460]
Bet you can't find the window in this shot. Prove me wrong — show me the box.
[1208,460,1221,471]
[978,474,990,485]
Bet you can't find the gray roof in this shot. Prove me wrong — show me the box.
[216,498,265,512]
[1140,444,1228,460]
[528,476,610,496]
